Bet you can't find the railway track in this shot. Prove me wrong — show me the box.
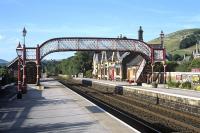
[58,78,200,133]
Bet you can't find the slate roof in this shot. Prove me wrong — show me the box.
[126,55,143,67]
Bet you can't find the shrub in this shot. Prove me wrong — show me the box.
[167,81,180,88]
[175,81,181,87]
[173,54,182,61]
[194,86,200,91]
[166,61,178,72]
[189,59,200,70]
[181,81,192,89]
[175,61,191,72]
[85,70,92,78]
[0,67,16,85]
[167,81,175,87]
[152,82,158,88]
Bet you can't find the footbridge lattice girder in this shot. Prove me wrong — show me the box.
[39,37,152,60]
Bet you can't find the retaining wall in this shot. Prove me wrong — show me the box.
[74,78,200,115]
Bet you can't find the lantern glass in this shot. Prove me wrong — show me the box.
[16,42,23,57]
[160,31,164,38]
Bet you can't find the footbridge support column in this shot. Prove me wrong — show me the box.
[22,44,27,93]
[36,44,41,86]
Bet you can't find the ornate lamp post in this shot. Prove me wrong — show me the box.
[23,27,27,45]
[160,30,164,48]
[160,30,167,85]
[22,27,27,93]
[16,42,23,99]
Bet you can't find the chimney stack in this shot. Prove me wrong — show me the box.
[138,26,143,41]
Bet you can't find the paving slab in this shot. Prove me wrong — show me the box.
[0,78,138,133]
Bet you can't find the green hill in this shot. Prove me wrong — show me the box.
[0,59,8,66]
[149,28,200,55]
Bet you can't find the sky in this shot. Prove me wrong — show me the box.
[0,0,200,61]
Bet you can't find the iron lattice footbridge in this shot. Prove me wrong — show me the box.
[13,37,166,86]
[25,37,165,61]
[40,37,151,60]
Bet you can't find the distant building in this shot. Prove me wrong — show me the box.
[92,26,163,82]
[192,41,200,59]
[182,54,191,62]
[7,57,19,78]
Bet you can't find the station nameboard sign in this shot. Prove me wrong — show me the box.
[153,49,164,62]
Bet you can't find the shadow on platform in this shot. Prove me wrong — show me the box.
[0,86,96,133]
[2,121,97,133]
[85,106,104,113]
[40,78,56,82]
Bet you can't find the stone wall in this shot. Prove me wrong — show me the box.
[74,78,200,115]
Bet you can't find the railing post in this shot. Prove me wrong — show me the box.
[22,44,27,93]
[120,63,122,81]
[36,45,40,86]
[163,63,167,84]
[151,47,155,83]
[151,63,154,83]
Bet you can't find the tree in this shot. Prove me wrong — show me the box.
[0,66,7,76]
[166,53,173,61]
[172,54,182,61]
[43,51,94,77]
[189,58,200,70]
[0,67,16,85]
[166,61,178,72]
[180,34,198,49]
[175,61,190,72]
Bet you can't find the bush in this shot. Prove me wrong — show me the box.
[166,61,178,72]
[175,81,181,87]
[85,70,92,78]
[168,81,180,88]
[152,82,158,88]
[172,54,182,61]
[181,81,192,89]
[168,81,175,87]
[175,61,191,72]
[0,67,16,85]
[189,59,200,70]
[194,86,200,91]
